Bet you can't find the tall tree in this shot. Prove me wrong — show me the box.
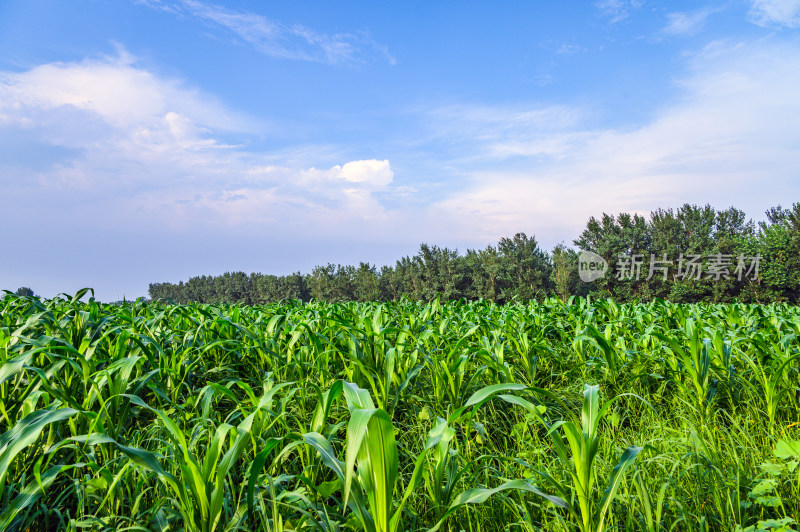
[497,233,552,302]
[353,262,380,302]
[574,213,650,300]
[752,203,800,302]
[551,244,580,302]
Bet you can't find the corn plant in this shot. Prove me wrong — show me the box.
[2,291,800,530]
[528,384,644,532]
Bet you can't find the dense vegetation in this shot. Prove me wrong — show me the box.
[2,290,799,530]
[148,203,800,305]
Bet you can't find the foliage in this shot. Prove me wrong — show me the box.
[149,203,800,305]
[13,287,34,297]
[1,292,800,530]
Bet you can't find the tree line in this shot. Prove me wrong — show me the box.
[148,203,800,304]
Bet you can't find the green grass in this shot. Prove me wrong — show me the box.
[1,291,799,531]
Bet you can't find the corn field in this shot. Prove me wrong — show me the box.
[1,289,799,531]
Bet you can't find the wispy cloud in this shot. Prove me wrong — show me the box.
[556,43,588,55]
[139,0,394,65]
[748,0,800,28]
[423,40,800,243]
[595,0,645,23]
[663,7,719,36]
[424,104,586,160]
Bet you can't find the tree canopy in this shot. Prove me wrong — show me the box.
[149,203,800,304]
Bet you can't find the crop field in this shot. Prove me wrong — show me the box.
[1,290,799,531]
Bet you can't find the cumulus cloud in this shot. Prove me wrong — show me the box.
[184,159,397,230]
[338,159,393,186]
[0,50,398,236]
[138,0,394,65]
[0,51,243,131]
[748,0,800,28]
[0,48,250,183]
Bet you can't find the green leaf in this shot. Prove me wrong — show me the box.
[581,384,601,439]
[68,433,174,480]
[750,478,778,497]
[759,461,785,476]
[343,380,376,411]
[448,383,528,423]
[427,479,561,532]
[246,437,294,527]
[596,446,643,531]
[757,517,796,530]
[317,478,341,498]
[343,407,398,532]
[0,352,33,385]
[774,439,800,461]
[0,463,81,529]
[0,406,79,484]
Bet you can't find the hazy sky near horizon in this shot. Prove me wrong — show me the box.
[2,0,799,300]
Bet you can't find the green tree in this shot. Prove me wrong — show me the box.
[753,204,800,302]
[462,246,503,301]
[551,244,581,302]
[709,206,755,302]
[495,233,552,302]
[575,213,651,301]
[411,244,468,301]
[310,264,357,302]
[353,262,381,302]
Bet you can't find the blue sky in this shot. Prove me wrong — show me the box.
[2,0,799,300]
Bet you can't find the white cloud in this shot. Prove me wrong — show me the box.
[748,0,800,28]
[0,51,398,236]
[140,0,394,65]
[663,8,718,35]
[556,44,588,55]
[6,36,800,299]
[132,0,181,14]
[0,50,248,152]
[338,159,394,187]
[595,0,644,23]
[426,104,584,160]
[139,162,397,236]
[425,40,800,244]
